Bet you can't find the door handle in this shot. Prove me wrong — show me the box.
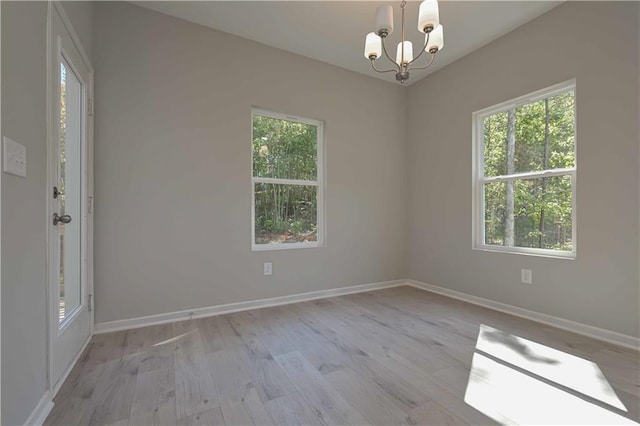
[53,213,72,226]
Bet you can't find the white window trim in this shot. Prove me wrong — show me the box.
[251,108,325,251]
[472,79,577,259]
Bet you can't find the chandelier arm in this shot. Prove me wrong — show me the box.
[410,52,437,70]
[380,36,401,71]
[408,32,431,66]
[370,59,398,74]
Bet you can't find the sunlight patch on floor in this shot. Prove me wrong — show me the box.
[464,324,637,425]
[152,330,196,347]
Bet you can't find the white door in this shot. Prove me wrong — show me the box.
[48,3,93,390]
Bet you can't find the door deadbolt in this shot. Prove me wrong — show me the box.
[53,213,72,225]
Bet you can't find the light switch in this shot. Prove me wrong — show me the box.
[3,137,27,178]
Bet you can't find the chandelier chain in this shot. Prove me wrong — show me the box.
[400,0,406,67]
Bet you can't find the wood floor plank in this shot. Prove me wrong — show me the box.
[591,347,640,397]
[326,297,450,366]
[104,420,129,426]
[176,407,225,426]
[51,343,94,403]
[139,344,175,374]
[197,315,238,354]
[129,367,177,426]
[122,326,152,356]
[406,400,469,425]
[219,387,274,425]
[265,393,325,426]
[225,312,297,402]
[351,290,479,350]
[290,302,432,413]
[430,365,472,397]
[44,359,111,426]
[300,299,492,424]
[45,286,639,426]
[324,367,409,425]
[312,298,455,374]
[207,346,286,424]
[379,288,511,343]
[173,321,219,419]
[261,305,353,375]
[144,323,177,345]
[275,351,369,425]
[83,331,127,370]
[339,292,476,368]
[249,307,303,356]
[207,349,253,401]
[137,324,177,373]
[84,354,141,426]
[360,350,495,425]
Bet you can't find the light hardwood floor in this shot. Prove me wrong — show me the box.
[44,286,640,425]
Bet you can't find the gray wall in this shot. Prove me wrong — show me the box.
[92,2,408,324]
[60,1,93,61]
[1,2,93,424]
[1,3,49,424]
[407,1,640,337]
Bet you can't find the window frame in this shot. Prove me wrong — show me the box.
[251,108,325,251]
[472,80,577,259]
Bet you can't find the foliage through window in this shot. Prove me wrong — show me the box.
[473,81,576,257]
[252,109,324,249]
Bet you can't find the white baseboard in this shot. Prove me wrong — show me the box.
[407,279,640,351]
[23,391,54,426]
[94,279,405,334]
[22,338,90,425]
[94,277,639,350]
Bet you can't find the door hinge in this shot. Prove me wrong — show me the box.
[88,294,93,312]
[88,196,94,214]
[88,97,94,116]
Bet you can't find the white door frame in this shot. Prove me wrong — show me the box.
[46,1,94,395]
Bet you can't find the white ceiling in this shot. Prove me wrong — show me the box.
[133,1,561,86]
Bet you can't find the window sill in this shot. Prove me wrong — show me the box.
[252,242,325,252]
[473,245,576,260]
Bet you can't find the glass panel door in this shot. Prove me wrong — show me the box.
[49,3,92,391]
[58,57,82,324]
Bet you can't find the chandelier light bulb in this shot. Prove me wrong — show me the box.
[375,5,394,36]
[396,41,413,65]
[418,0,440,33]
[364,32,382,59]
[426,25,444,52]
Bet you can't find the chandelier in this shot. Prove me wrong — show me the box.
[363,0,444,84]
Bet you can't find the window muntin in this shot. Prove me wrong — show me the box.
[251,109,324,250]
[473,81,576,258]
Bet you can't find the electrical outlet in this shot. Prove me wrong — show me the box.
[264,262,272,276]
[521,269,532,284]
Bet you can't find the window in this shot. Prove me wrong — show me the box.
[473,81,576,258]
[251,109,324,250]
